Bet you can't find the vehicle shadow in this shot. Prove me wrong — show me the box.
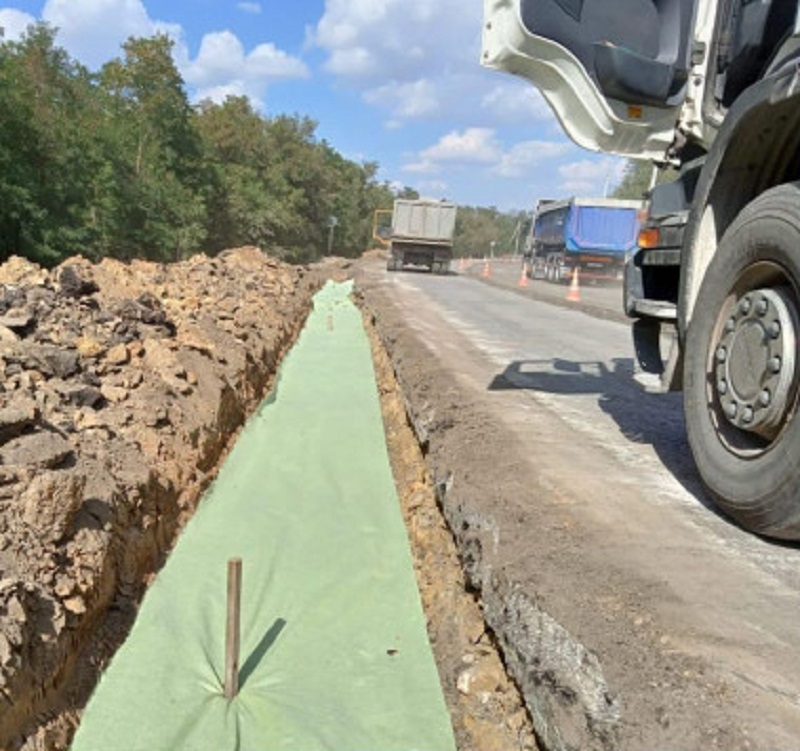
[487,357,717,512]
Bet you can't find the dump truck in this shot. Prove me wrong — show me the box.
[386,199,457,274]
[481,0,800,539]
[525,197,642,282]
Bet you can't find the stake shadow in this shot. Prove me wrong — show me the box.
[239,617,287,689]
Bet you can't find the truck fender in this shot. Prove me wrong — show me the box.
[679,58,800,336]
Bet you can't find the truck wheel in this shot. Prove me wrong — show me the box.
[683,182,800,539]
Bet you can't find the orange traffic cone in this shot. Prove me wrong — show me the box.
[566,267,581,302]
[482,259,490,278]
[518,265,529,288]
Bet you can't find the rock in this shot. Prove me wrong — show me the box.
[67,386,105,409]
[76,336,106,359]
[0,632,12,666]
[58,265,98,298]
[0,312,33,332]
[1,432,74,470]
[62,595,86,615]
[54,576,75,598]
[123,371,143,389]
[36,346,80,379]
[0,284,26,311]
[105,343,129,366]
[0,325,19,343]
[114,294,170,328]
[144,407,169,428]
[20,470,86,539]
[0,256,46,285]
[0,401,39,444]
[7,595,25,622]
[26,287,55,306]
[100,384,128,403]
[457,668,474,695]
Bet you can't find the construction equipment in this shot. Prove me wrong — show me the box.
[386,200,457,275]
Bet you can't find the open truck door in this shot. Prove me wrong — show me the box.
[481,0,718,161]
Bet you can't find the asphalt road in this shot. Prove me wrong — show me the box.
[360,261,800,751]
[459,257,627,322]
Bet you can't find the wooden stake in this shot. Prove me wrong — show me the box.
[225,558,242,699]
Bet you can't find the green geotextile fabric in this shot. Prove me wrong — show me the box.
[71,281,456,751]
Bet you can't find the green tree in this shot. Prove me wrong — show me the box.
[612,160,656,200]
[99,35,206,261]
[453,206,525,258]
[0,24,107,264]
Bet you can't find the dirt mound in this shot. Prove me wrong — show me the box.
[0,248,323,749]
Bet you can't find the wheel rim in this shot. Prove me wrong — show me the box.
[706,261,800,455]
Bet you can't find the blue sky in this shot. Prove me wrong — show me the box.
[0,0,626,212]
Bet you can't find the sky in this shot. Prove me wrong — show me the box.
[0,0,626,214]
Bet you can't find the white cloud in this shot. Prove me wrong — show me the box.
[403,159,439,175]
[480,84,553,124]
[312,0,562,133]
[313,0,492,125]
[182,30,308,104]
[313,0,474,82]
[364,79,439,119]
[417,180,450,198]
[558,157,626,196]
[492,140,573,178]
[421,128,500,164]
[41,0,181,69]
[0,1,308,110]
[404,129,572,187]
[0,9,37,40]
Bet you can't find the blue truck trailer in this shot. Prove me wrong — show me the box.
[525,197,642,282]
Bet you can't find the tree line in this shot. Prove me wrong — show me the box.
[0,26,411,266]
[0,24,535,268]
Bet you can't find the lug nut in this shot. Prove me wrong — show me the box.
[740,297,752,314]
[716,346,727,363]
[742,406,754,423]
[769,356,782,373]
[725,317,736,332]
[756,297,769,316]
[718,379,728,395]
[769,321,781,338]
[759,389,771,407]
[725,401,738,419]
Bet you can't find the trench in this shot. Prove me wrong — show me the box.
[4,260,537,750]
[362,302,538,751]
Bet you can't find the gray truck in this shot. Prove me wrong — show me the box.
[386,199,457,274]
[482,0,800,539]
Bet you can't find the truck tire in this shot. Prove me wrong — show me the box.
[683,182,800,539]
[545,256,556,282]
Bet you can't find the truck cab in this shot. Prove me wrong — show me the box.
[482,0,798,161]
[482,0,800,539]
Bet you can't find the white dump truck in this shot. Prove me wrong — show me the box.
[481,0,800,539]
[386,199,457,274]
